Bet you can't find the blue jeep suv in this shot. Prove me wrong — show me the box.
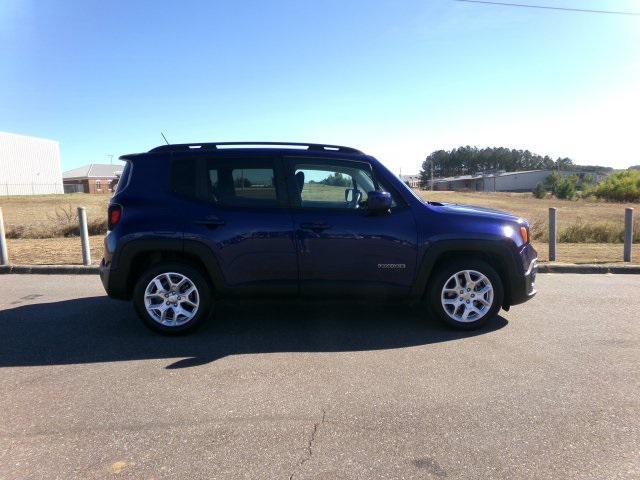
[100,142,537,333]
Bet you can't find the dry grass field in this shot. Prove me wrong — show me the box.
[1,191,638,265]
[0,193,109,238]
[6,236,105,265]
[417,190,639,242]
[5,236,638,266]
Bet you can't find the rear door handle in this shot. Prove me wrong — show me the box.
[300,222,331,232]
[195,217,225,228]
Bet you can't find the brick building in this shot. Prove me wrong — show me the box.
[399,174,421,188]
[62,164,124,194]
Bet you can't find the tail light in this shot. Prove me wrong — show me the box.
[108,204,122,230]
[520,226,529,244]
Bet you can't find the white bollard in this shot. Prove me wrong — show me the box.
[624,208,634,262]
[78,207,91,266]
[0,207,8,266]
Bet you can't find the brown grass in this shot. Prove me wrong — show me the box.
[7,236,104,265]
[417,190,639,243]
[5,237,639,266]
[534,242,639,264]
[2,190,636,242]
[1,191,639,265]
[0,193,109,238]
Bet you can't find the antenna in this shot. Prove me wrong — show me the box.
[161,132,170,145]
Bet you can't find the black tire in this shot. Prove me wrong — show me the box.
[428,259,504,330]
[133,262,212,334]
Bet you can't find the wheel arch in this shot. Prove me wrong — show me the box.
[111,238,226,300]
[413,238,519,307]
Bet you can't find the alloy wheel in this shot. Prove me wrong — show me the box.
[144,272,200,326]
[440,269,494,323]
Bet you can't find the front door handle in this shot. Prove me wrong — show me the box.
[195,217,225,228]
[300,222,331,232]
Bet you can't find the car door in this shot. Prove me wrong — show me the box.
[285,156,418,298]
[176,152,298,296]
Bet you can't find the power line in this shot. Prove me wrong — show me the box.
[454,0,640,16]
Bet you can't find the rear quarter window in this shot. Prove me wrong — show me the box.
[114,161,132,194]
[171,158,198,198]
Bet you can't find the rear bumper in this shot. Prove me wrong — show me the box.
[99,258,129,300]
[99,258,109,289]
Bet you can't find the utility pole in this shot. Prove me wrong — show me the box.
[107,154,114,165]
[430,157,434,191]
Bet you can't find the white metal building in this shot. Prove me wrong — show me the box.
[433,170,555,192]
[0,132,63,196]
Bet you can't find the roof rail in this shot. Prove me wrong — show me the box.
[148,142,364,155]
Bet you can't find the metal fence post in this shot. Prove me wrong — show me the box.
[624,208,634,262]
[0,207,9,266]
[78,207,91,266]
[549,207,557,262]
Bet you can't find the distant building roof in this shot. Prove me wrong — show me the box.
[62,163,124,180]
[433,169,549,183]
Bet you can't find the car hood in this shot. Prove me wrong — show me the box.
[427,201,523,223]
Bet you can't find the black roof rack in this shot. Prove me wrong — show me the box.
[148,142,363,155]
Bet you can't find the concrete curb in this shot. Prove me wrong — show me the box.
[0,265,99,275]
[536,263,640,274]
[1,263,640,275]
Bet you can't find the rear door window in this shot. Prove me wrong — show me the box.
[206,158,283,207]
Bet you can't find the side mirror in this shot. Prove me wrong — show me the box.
[367,191,392,214]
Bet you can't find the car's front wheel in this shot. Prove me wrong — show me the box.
[133,262,212,334]
[428,259,503,330]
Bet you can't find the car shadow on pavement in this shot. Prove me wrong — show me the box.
[0,296,507,369]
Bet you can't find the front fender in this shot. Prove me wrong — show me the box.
[411,236,521,305]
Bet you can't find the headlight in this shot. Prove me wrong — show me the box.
[504,224,529,245]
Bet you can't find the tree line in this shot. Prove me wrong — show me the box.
[419,146,612,185]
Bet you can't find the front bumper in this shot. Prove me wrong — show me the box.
[524,256,538,296]
[509,251,538,306]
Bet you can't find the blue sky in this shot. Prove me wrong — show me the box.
[1,0,639,172]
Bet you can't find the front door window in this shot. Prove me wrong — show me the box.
[291,161,396,210]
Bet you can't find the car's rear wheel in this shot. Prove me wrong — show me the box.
[133,262,212,334]
[428,259,503,330]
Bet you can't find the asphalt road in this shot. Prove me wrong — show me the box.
[0,274,638,480]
